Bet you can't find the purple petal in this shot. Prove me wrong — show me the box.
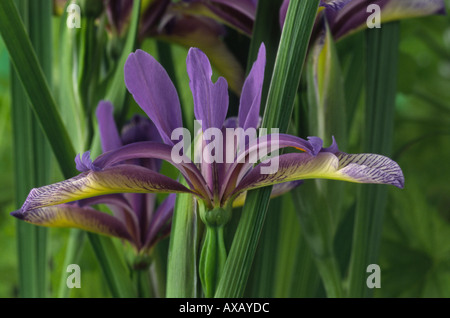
[336,152,405,189]
[75,151,101,172]
[92,141,211,200]
[328,0,446,40]
[96,101,123,153]
[230,151,404,202]
[144,193,176,249]
[121,115,163,172]
[124,49,183,145]
[11,204,133,243]
[220,133,320,200]
[19,164,193,213]
[186,47,229,131]
[198,0,257,35]
[77,194,140,243]
[239,43,266,131]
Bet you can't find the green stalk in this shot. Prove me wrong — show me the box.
[215,1,320,298]
[11,0,52,298]
[166,182,201,298]
[0,0,77,178]
[347,23,400,298]
[1,0,138,298]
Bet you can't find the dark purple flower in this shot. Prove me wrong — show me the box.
[12,44,404,229]
[12,101,176,254]
[280,0,446,40]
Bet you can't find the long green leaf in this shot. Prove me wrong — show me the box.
[166,181,201,298]
[0,0,77,178]
[87,233,137,298]
[215,0,320,298]
[11,0,53,298]
[347,22,400,298]
[105,0,141,118]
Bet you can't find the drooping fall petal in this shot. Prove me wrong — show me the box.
[231,151,404,200]
[11,204,132,242]
[18,165,193,213]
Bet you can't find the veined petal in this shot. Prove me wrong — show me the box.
[19,165,193,213]
[334,152,405,188]
[92,141,211,200]
[329,0,446,39]
[220,133,320,200]
[124,49,183,145]
[11,204,132,242]
[231,151,404,199]
[187,47,229,131]
[78,194,140,245]
[96,101,123,153]
[238,43,265,131]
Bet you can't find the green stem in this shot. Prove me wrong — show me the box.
[347,23,399,298]
[215,0,320,298]
[315,256,343,298]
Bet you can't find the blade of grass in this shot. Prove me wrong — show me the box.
[215,0,320,298]
[87,233,136,298]
[1,0,138,297]
[11,0,53,298]
[105,0,141,121]
[0,0,77,178]
[166,179,201,298]
[241,0,283,298]
[347,22,400,298]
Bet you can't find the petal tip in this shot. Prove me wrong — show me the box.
[10,210,24,220]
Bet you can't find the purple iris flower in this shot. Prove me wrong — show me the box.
[12,101,175,254]
[280,0,446,40]
[12,43,404,232]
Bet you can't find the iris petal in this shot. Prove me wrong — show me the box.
[96,101,123,153]
[19,165,193,213]
[238,43,266,131]
[232,151,404,200]
[187,47,229,131]
[11,204,132,242]
[124,49,183,145]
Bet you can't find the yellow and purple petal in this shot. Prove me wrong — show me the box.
[19,164,193,213]
[328,0,446,39]
[231,151,404,201]
[11,204,133,242]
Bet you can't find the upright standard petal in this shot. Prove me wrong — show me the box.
[187,47,229,131]
[11,204,132,242]
[231,151,404,201]
[96,101,123,153]
[238,43,265,131]
[124,49,183,145]
[19,165,193,213]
